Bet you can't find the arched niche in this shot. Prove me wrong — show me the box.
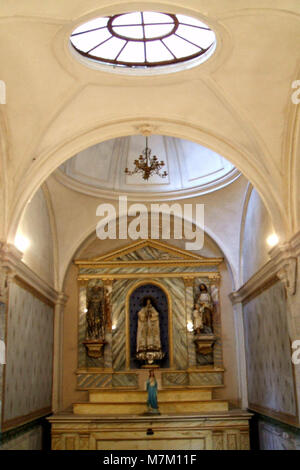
[126,281,172,369]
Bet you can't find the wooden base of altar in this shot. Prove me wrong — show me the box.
[48,386,252,450]
[48,409,252,450]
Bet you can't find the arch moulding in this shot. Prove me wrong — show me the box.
[8,118,287,248]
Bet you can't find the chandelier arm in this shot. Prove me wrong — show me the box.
[124,135,167,180]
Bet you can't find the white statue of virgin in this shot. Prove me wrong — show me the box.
[136,298,162,353]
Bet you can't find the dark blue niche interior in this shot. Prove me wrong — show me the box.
[129,283,169,369]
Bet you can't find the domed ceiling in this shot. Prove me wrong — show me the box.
[57,135,240,200]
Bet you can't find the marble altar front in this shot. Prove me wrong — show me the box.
[49,240,251,450]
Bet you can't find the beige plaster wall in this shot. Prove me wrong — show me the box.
[241,188,274,284]
[62,262,88,409]
[4,1,298,246]
[47,173,247,289]
[214,261,239,404]
[16,187,54,287]
[62,235,239,409]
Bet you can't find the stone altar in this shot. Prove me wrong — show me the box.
[48,240,252,450]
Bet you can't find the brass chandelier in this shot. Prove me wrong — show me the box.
[124,137,168,181]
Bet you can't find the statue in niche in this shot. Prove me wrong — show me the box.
[83,285,106,358]
[193,283,215,364]
[86,285,105,339]
[136,298,164,367]
[193,283,214,334]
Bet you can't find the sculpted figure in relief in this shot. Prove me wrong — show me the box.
[86,285,105,340]
[193,283,214,334]
[137,298,162,353]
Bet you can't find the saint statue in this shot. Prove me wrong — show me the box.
[136,298,164,365]
[86,285,105,340]
[193,283,214,334]
[146,370,160,414]
[137,298,162,352]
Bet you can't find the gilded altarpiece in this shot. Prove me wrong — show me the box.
[75,240,224,389]
[49,240,252,450]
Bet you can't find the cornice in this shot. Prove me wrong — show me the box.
[0,242,58,304]
[75,238,223,268]
[78,272,220,281]
[0,241,22,267]
[290,231,300,257]
[230,231,300,304]
[55,291,68,307]
[230,260,278,305]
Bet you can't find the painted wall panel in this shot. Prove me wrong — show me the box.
[243,282,296,420]
[3,282,53,426]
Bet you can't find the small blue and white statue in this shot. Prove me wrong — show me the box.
[146,370,160,414]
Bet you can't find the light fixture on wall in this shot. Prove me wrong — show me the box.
[124,136,168,181]
[14,234,30,252]
[0,340,5,365]
[187,321,194,332]
[266,233,279,247]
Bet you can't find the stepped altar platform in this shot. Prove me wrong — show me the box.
[48,386,252,450]
[73,388,229,415]
[50,241,253,450]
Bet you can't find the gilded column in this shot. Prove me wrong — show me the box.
[103,278,114,370]
[183,277,197,368]
[52,291,68,412]
[78,279,88,368]
[229,293,249,409]
[210,275,223,368]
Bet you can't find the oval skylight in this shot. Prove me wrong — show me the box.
[70,12,216,69]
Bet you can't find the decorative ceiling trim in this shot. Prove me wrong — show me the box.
[7,115,286,246]
[54,166,241,201]
[230,230,300,304]
[77,272,221,281]
[0,242,58,304]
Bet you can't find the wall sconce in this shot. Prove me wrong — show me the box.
[0,339,5,364]
[187,321,194,332]
[14,234,30,252]
[267,233,279,247]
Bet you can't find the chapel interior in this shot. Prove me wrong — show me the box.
[0,0,300,451]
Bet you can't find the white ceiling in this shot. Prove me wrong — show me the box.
[1,0,300,250]
[57,135,239,199]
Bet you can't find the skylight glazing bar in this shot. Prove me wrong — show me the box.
[174,33,204,50]
[71,26,108,37]
[70,12,215,69]
[87,36,112,54]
